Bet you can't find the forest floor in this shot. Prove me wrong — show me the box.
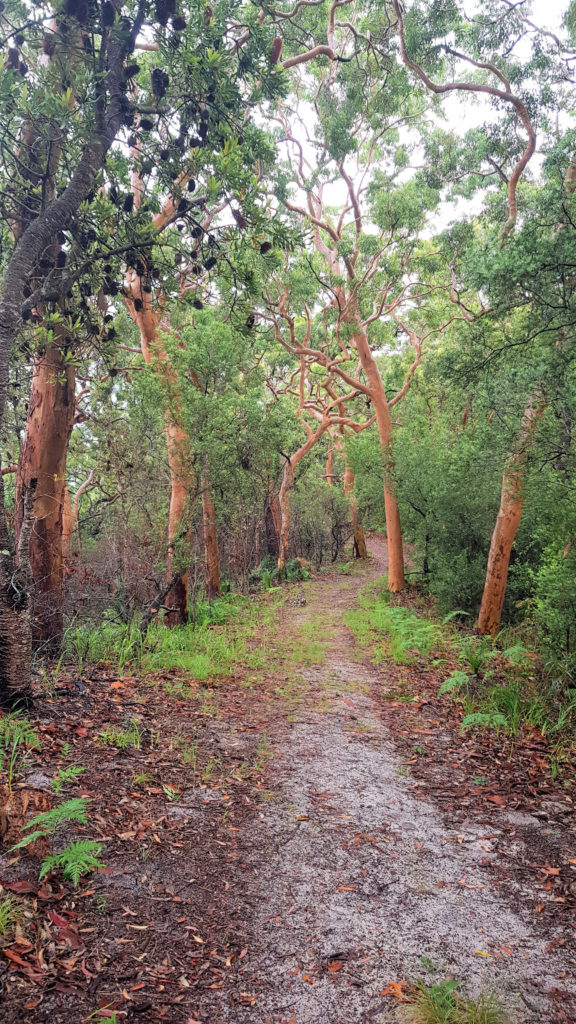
[1,536,575,1024]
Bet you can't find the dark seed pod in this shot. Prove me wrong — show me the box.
[191,226,203,239]
[187,178,196,192]
[56,251,66,268]
[124,63,140,78]
[154,0,169,25]
[106,327,116,339]
[192,264,201,275]
[109,367,118,376]
[123,112,135,127]
[204,256,217,270]
[189,136,203,149]
[140,117,154,131]
[178,198,188,213]
[237,134,244,145]
[260,241,272,254]
[23,284,32,298]
[143,284,152,293]
[141,161,153,174]
[269,36,283,64]
[87,228,97,242]
[193,299,203,310]
[39,258,52,270]
[109,186,118,203]
[102,0,115,27]
[42,34,56,56]
[128,133,138,147]
[176,223,184,232]
[57,231,66,244]
[82,34,92,52]
[232,209,248,229]
[104,313,114,323]
[22,309,32,322]
[151,67,169,98]
[123,194,134,213]
[172,16,186,30]
[168,33,180,49]
[160,148,170,161]
[19,61,28,76]
[133,298,143,311]
[15,33,25,45]
[245,314,255,329]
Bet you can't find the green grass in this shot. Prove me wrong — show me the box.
[409,980,509,1024]
[62,594,251,680]
[345,581,441,665]
[99,720,143,749]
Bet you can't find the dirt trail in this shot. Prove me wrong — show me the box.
[205,538,575,1024]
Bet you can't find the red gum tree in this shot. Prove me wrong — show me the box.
[269,355,375,572]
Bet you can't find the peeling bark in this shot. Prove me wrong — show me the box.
[15,332,75,652]
[477,395,546,636]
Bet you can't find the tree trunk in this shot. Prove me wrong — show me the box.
[264,489,281,559]
[15,333,75,653]
[350,321,405,589]
[325,444,334,484]
[0,480,36,706]
[343,464,367,559]
[128,298,193,625]
[477,395,546,636]
[62,468,94,561]
[277,460,294,573]
[201,462,220,600]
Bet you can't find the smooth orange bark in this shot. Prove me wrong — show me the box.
[477,396,546,635]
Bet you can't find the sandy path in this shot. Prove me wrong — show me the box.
[204,541,575,1024]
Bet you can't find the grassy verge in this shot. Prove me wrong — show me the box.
[345,576,576,757]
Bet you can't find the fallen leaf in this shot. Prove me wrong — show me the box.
[328,961,344,973]
[380,981,409,1001]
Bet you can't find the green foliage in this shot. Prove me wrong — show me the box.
[0,896,20,936]
[345,584,440,664]
[99,721,142,750]
[0,712,41,792]
[409,978,508,1024]
[40,841,104,887]
[52,764,86,794]
[11,798,90,852]
[0,714,41,756]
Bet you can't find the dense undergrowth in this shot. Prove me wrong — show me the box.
[345,576,576,759]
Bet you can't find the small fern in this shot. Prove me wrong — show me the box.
[461,712,508,732]
[438,670,469,696]
[11,797,91,851]
[0,895,20,935]
[51,764,86,794]
[0,712,41,751]
[40,840,104,887]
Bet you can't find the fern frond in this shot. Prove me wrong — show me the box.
[22,797,90,833]
[0,713,40,751]
[40,840,104,887]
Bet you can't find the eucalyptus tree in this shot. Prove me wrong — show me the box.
[0,0,301,697]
